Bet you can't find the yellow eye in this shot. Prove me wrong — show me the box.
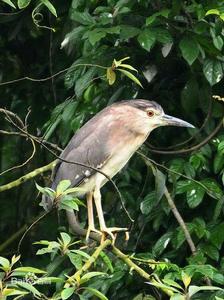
[147,110,154,117]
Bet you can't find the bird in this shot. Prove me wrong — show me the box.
[46,99,194,242]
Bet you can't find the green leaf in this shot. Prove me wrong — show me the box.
[140,192,156,215]
[71,249,91,260]
[210,223,224,249]
[80,272,107,284]
[36,276,64,284]
[0,257,10,269]
[170,295,185,300]
[60,232,71,246]
[40,0,57,17]
[56,180,71,195]
[214,153,224,173]
[146,9,170,25]
[88,30,106,46]
[213,35,223,51]
[205,9,220,16]
[13,267,46,274]
[2,0,16,9]
[99,251,114,273]
[203,59,223,86]
[68,253,82,269]
[118,64,138,72]
[181,271,191,289]
[61,287,75,300]
[120,25,140,39]
[137,29,156,51]
[188,285,222,297]
[84,287,108,300]
[107,67,116,85]
[70,11,94,25]
[163,278,183,290]
[17,0,30,8]
[179,36,199,65]
[117,68,143,88]
[17,282,41,297]
[147,281,179,294]
[186,184,205,208]
[59,196,80,211]
[152,232,173,256]
[154,28,172,44]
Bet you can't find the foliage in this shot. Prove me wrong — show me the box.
[0,0,224,299]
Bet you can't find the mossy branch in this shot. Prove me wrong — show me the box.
[0,160,57,192]
[66,239,173,297]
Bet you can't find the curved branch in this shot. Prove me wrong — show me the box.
[0,138,36,176]
[147,119,223,155]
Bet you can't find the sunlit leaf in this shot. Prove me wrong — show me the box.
[106,67,116,85]
[2,0,16,9]
[17,0,30,9]
[41,0,57,17]
[117,68,143,88]
[188,285,222,297]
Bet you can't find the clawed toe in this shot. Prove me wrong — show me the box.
[86,227,102,241]
[100,227,129,244]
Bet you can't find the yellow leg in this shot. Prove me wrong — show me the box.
[93,187,128,244]
[86,192,101,240]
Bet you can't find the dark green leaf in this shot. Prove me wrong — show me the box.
[120,25,140,39]
[186,184,205,208]
[203,59,223,86]
[137,29,156,51]
[179,36,199,65]
[83,287,108,300]
[140,192,156,215]
[70,11,94,25]
[88,30,106,46]
[17,282,41,297]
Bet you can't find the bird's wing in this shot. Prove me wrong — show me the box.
[51,114,112,190]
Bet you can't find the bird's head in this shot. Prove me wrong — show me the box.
[116,99,195,135]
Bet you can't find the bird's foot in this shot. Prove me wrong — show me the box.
[100,227,129,245]
[85,226,102,241]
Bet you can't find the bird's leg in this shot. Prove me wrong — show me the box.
[93,187,128,244]
[86,192,102,241]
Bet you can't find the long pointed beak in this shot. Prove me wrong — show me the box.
[162,114,195,128]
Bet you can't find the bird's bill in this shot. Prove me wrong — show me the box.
[162,114,195,128]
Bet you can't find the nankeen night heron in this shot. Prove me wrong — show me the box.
[48,99,194,241]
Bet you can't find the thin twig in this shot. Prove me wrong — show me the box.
[0,63,108,86]
[164,187,196,254]
[0,139,36,176]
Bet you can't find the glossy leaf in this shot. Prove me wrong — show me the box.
[203,59,223,86]
[137,29,156,51]
[179,36,199,65]
[83,287,108,300]
[17,0,30,8]
[41,0,57,17]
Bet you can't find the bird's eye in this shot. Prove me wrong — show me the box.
[147,110,154,117]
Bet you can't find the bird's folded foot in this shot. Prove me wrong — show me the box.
[85,227,102,241]
[100,227,129,245]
